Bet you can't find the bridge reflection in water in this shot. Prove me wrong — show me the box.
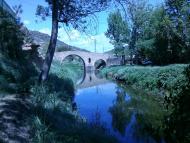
[76,70,109,89]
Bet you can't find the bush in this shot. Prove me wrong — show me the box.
[0,10,24,60]
[0,11,38,94]
[101,64,187,96]
[164,65,190,143]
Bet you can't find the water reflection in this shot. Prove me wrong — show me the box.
[109,86,166,143]
[109,87,131,136]
[75,71,166,143]
[76,70,109,89]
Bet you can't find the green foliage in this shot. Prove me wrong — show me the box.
[50,60,84,84]
[30,80,74,143]
[165,0,190,63]
[106,10,130,56]
[136,6,173,65]
[32,116,60,143]
[0,10,24,60]
[31,84,63,110]
[164,65,190,143]
[137,1,190,65]
[101,64,187,96]
[0,11,38,94]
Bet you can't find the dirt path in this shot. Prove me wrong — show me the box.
[0,95,33,143]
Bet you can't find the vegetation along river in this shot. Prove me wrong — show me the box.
[74,71,166,143]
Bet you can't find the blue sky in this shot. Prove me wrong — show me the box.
[6,0,163,53]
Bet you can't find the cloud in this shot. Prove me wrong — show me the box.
[69,29,80,40]
[93,33,114,52]
[38,27,114,53]
[23,20,30,25]
[39,28,51,35]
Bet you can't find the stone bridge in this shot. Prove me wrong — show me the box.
[54,51,114,70]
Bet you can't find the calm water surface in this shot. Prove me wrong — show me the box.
[74,72,165,143]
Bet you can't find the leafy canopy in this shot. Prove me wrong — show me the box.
[105,10,130,56]
[36,0,110,31]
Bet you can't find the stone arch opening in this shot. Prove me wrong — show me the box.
[94,59,106,70]
[62,54,86,84]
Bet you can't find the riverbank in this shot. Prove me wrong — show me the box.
[101,64,190,143]
[0,59,117,143]
[101,64,188,97]
[30,60,117,143]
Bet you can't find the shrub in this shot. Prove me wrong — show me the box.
[101,64,187,96]
[164,65,190,143]
[0,10,38,94]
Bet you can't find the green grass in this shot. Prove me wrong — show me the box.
[30,60,117,143]
[101,64,188,96]
[50,60,84,84]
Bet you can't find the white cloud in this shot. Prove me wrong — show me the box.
[38,27,114,53]
[69,29,80,40]
[23,20,30,25]
[39,28,51,35]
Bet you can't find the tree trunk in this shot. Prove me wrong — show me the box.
[121,55,125,65]
[129,26,137,65]
[39,0,58,82]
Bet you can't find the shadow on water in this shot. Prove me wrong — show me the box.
[75,70,167,143]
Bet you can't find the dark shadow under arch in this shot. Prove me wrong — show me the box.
[94,59,107,70]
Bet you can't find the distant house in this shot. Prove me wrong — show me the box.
[0,0,16,19]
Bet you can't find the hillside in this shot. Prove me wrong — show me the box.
[29,30,88,52]
[104,49,114,54]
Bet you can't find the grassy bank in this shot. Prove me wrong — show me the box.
[101,64,188,97]
[30,60,117,143]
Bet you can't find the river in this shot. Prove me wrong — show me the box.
[74,71,166,143]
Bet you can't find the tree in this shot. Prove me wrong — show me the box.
[36,0,110,82]
[0,9,24,60]
[136,6,173,65]
[105,10,130,64]
[115,0,152,64]
[165,0,190,63]
[141,0,190,65]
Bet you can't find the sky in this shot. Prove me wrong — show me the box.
[6,0,163,53]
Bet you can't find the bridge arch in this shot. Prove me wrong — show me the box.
[94,59,107,70]
[62,54,86,85]
[62,54,86,67]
